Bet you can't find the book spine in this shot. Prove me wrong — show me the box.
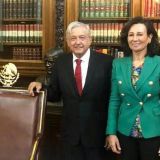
[13,24,17,43]
[157,0,160,17]
[114,0,119,17]
[158,23,160,42]
[5,25,9,42]
[147,0,151,17]
[143,0,146,16]
[103,23,108,43]
[33,0,37,18]
[24,0,29,18]
[84,0,89,18]
[151,0,156,17]
[97,23,101,43]
[37,0,42,19]
[25,24,30,43]
[124,0,129,17]
[100,0,106,18]
[21,24,25,43]
[29,24,34,43]
[93,23,97,43]
[107,23,111,43]
[89,0,95,18]
[100,23,104,43]
[110,0,115,17]
[79,0,85,18]
[105,0,110,17]
[119,0,124,17]
[110,23,114,43]
[17,24,22,43]
[17,0,21,18]
[9,0,12,19]
[95,0,100,18]
[38,24,42,43]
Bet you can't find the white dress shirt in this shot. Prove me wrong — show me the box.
[73,49,90,89]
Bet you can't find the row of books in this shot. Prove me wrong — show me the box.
[89,22,160,44]
[12,47,42,60]
[143,0,160,17]
[89,23,124,44]
[94,47,124,58]
[1,24,42,43]
[2,0,42,19]
[79,0,130,19]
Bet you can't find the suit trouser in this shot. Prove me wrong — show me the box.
[117,132,160,160]
[61,140,116,160]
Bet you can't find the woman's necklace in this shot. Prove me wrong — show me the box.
[132,59,144,68]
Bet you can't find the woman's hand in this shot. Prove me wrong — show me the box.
[105,135,121,154]
[28,82,42,96]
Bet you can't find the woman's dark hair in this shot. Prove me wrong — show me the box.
[120,16,160,57]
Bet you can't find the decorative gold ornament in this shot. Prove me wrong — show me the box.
[0,63,20,87]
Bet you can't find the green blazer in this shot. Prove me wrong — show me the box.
[106,55,160,138]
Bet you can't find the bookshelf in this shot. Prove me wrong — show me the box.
[141,0,160,43]
[0,0,55,77]
[64,0,140,55]
[64,0,160,57]
[77,0,131,57]
[141,0,160,18]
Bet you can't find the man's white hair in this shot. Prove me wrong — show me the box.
[66,21,91,39]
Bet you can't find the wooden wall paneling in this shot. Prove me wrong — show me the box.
[131,0,141,17]
[64,0,79,51]
[43,0,56,56]
[55,0,65,48]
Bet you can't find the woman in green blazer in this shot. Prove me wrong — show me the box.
[105,16,160,160]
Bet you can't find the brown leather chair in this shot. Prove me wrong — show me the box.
[0,88,46,160]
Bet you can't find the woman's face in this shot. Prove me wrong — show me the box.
[127,23,152,54]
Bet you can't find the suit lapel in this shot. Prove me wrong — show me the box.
[65,54,79,95]
[82,51,96,95]
[136,56,158,92]
[120,57,141,99]
[121,57,134,91]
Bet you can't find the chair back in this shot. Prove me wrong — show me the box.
[0,88,46,160]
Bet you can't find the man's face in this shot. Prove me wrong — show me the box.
[67,26,92,58]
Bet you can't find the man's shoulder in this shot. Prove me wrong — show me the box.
[92,50,113,61]
[56,52,72,61]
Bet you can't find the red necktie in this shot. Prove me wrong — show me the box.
[75,59,82,95]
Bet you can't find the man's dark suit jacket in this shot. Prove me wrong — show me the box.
[46,49,113,147]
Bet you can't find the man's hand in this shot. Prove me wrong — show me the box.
[28,82,42,96]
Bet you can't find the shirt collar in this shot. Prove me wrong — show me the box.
[73,48,90,63]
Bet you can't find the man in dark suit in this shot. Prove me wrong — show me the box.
[28,21,113,160]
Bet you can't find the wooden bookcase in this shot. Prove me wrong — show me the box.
[0,0,56,78]
[140,0,160,42]
[64,0,160,55]
[0,0,159,82]
[141,0,160,18]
